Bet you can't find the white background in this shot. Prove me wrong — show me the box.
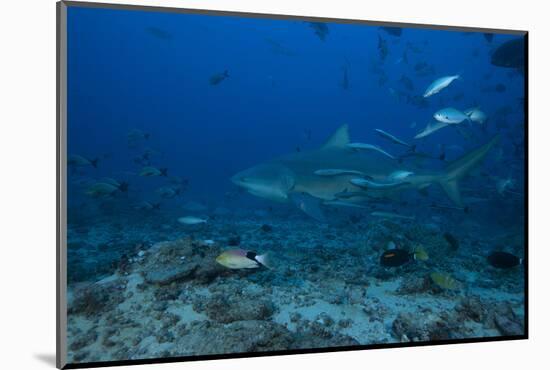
[0,0,548,369]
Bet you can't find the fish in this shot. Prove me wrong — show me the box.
[177,216,208,225]
[434,107,471,124]
[423,75,460,98]
[487,251,522,269]
[483,33,494,43]
[139,166,168,177]
[308,22,329,41]
[464,107,487,124]
[100,178,129,192]
[216,249,270,269]
[68,154,99,168]
[351,178,408,190]
[209,70,229,85]
[414,121,450,139]
[85,182,121,197]
[156,186,181,199]
[380,26,402,36]
[374,129,413,148]
[134,201,161,210]
[347,143,396,159]
[491,38,525,69]
[146,26,172,40]
[231,125,498,221]
[380,246,428,267]
[127,129,150,141]
[430,272,460,290]
[378,35,388,61]
[371,211,415,220]
[314,169,366,177]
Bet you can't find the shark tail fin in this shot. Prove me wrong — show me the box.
[438,135,499,207]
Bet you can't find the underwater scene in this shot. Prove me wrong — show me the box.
[65,5,526,365]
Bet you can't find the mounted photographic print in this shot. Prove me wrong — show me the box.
[57,1,528,368]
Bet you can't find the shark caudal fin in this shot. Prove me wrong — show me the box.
[438,135,499,207]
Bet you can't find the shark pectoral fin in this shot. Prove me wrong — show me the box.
[289,192,327,223]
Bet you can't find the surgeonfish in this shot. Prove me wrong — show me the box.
[216,249,270,269]
[68,154,99,168]
[430,272,460,290]
[374,129,413,148]
[314,169,367,177]
[177,216,207,225]
[347,143,396,159]
[380,246,429,267]
[423,75,460,98]
[139,166,168,177]
[487,251,522,269]
[433,107,471,124]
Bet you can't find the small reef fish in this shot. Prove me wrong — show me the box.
[414,121,450,139]
[423,75,460,98]
[100,177,129,192]
[127,129,150,141]
[380,246,429,267]
[430,272,460,290]
[374,129,413,148]
[464,107,487,124]
[370,211,415,220]
[139,166,168,177]
[216,249,270,269]
[85,182,121,197]
[377,35,388,61]
[156,186,181,199]
[68,154,98,168]
[350,178,407,190]
[434,107,471,124]
[380,26,402,36]
[388,170,414,181]
[134,201,160,211]
[487,251,522,269]
[209,70,229,85]
[347,143,395,159]
[314,169,366,177]
[308,22,329,41]
[177,216,207,225]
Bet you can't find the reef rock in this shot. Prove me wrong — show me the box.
[141,238,225,285]
[193,292,275,323]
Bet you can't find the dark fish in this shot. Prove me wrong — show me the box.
[378,35,388,62]
[209,70,229,85]
[487,251,522,269]
[443,232,459,250]
[491,38,525,69]
[308,22,329,41]
[341,64,349,90]
[483,33,494,43]
[399,75,414,91]
[146,27,172,40]
[380,249,411,267]
[380,26,402,36]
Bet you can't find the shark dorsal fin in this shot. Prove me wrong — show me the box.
[321,124,350,150]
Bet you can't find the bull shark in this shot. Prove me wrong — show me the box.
[231,125,498,222]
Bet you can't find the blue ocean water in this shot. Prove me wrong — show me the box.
[65,5,526,364]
